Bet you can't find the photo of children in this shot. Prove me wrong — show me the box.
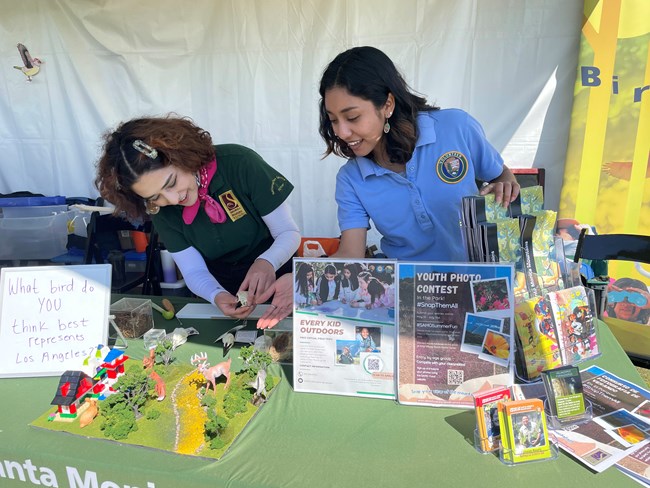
[316,264,341,304]
[294,262,317,308]
[339,262,362,304]
[336,340,358,365]
[605,277,650,326]
[295,260,396,325]
[354,326,381,355]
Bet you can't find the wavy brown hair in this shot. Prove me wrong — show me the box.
[318,46,438,164]
[94,115,214,219]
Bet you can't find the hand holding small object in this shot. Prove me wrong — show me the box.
[215,291,254,319]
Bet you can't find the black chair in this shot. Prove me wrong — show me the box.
[573,229,650,367]
[84,211,162,295]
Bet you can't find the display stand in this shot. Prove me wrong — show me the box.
[544,398,593,430]
[473,428,499,455]
[498,440,559,466]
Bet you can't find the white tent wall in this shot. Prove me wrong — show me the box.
[1,0,582,248]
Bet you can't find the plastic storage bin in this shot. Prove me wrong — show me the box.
[160,278,192,297]
[110,298,154,339]
[0,208,73,260]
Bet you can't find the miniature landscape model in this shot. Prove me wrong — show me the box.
[31,341,279,460]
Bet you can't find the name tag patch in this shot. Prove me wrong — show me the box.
[218,190,246,222]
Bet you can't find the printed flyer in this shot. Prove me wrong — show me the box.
[397,262,514,408]
[549,365,650,474]
[293,258,396,399]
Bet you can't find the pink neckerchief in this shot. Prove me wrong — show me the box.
[182,159,227,225]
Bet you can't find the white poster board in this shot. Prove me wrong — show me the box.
[0,264,112,378]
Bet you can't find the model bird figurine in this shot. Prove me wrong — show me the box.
[14,43,43,82]
[214,324,246,355]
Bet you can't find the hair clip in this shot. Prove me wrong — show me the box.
[133,140,158,159]
[145,200,160,215]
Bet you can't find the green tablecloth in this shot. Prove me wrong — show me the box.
[0,296,643,488]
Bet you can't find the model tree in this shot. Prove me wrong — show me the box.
[113,366,154,419]
[155,339,175,366]
[204,409,229,449]
[239,346,272,378]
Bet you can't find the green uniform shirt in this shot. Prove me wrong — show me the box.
[152,144,293,266]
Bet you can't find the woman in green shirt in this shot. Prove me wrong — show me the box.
[95,115,300,322]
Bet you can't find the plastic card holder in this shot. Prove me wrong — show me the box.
[498,440,559,466]
[474,428,500,455]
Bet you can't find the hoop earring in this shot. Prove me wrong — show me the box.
[383,120,391,134]
[145,200,160,215]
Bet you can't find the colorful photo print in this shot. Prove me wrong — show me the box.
[336,340,359,365]
[470,277,511,313]
[293,259,396,325]
[583,449,611,466]
[512,410,547,451]
[352,326,381,356]
[597,408,650,433]
[615,425,648,445]
[479,330,510,367]
[460,313,503,354]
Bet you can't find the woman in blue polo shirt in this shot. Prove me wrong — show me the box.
[318,46,520,261]
[95,115,300,321]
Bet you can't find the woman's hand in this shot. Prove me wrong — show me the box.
[479,166,521,208]
[239,258,276,303]
[214,291,256,320]
[256,273,293,329]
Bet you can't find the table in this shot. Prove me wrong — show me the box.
[0,295,644,488]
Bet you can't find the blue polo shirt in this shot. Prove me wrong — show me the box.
[335,109,504,261]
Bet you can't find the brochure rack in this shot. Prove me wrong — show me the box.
[498,440,559,466]
[473,428,499,455]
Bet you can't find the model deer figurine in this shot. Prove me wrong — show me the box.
[191,352,232,393]
[143,348,166,401]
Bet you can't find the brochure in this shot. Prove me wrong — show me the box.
[397,262,514,408]
[549,366,650,473]
[474,385,511,451]
[292,258,397,399]
[499,397,552,464]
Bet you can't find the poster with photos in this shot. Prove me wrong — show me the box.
[293,258,397,399]
[397,262,514,408]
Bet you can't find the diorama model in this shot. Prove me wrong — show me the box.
[34,341,277,460]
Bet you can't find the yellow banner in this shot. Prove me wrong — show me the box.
[560,0,650,286]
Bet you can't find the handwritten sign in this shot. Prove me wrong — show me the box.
[0,264,111,378]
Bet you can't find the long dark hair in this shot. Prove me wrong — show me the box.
[295,263,315,297]
[318,46,438,164]
[95,115,214,219]
[366,277,386,305]
[342,262,360,290]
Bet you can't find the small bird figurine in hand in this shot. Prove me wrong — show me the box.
[14,43,43,82]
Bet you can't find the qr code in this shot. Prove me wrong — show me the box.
[447,369,464,385]
[366,358,381,372]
